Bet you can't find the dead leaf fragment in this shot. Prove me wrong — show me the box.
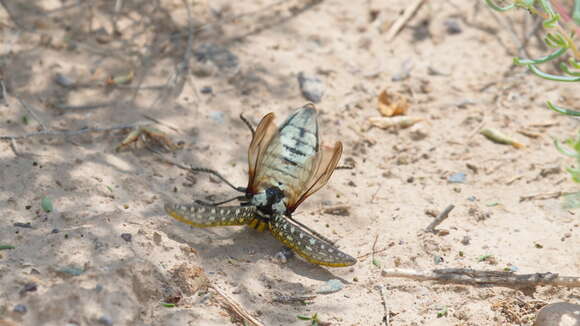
[480,128,524,149]
[368,116,424,129]
[378,89,410,117]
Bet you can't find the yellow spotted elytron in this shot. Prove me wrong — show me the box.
[165,103,356,267]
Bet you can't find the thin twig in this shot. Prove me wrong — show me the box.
[381,268,580,288]
[17,98,48,130]
[519,191,570,202]
[424,204,455,233]
[209,283,266,326]
[385,0,426,41]
[0,121,150,140]
[377,285,390,326]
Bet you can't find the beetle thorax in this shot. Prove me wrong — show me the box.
[251,186,286,215]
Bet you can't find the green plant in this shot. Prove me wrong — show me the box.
[486,1,580,190]
[297,313,321,326]
[485,0,580,114]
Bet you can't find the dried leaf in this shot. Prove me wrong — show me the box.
[480,128,524,149]
[368,116,424,129]
[378,89,410,117]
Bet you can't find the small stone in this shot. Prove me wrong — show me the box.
[209,111,225,124]
[51,228,60,234]
[200,86,213,94]
[317,279,344,294]
[23,282,37,292]
[461,236,471,245]
[98,315,114,326]
[444,19,462,34]
[448,172,466,184]
[273,247,293,264]
[534,302,580,326]
[298,72,324,103]
[13,304,27,314]
[120,233,132,242]
[54,73,76,88]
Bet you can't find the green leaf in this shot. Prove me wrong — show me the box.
[437,306,448,318]
[547,101,580,116]
[297,315,312,321]
[513,47,566,65]
[477,254,493,262]
[0,245,15,250]
[528,65,580,82]
[41,197,53,213]
[160,302,176,308]
[484,0,515,12]
[372,258,381,268]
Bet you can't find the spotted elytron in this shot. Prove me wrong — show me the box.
[165,104,356,267]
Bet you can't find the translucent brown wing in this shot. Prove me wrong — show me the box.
[286,141,343,212]
[247,112,277,193]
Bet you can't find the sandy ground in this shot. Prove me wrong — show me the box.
[0,0,579,325]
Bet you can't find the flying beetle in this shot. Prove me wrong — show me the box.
[165,103,356,267]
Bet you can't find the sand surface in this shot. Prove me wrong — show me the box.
[0,1,579,325]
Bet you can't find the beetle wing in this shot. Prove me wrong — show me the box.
[247,112,277,193]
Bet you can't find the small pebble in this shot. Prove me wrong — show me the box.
[23,282,37,292]
[444,19,462,34]
[200,86,213,94]
[51,228,60,234]
[54,73,76,88]
[467,195,477,202]
[317,279,344,294]
[98,315,114,326]
[433,255,444,264]
[448,172,466,184]
[534,302,580,326]
[120,233,132,242]
[13,304,27,314]
[461,236,471,245]
[273,247,294,264]
[298,72,324,103]
[209,111,225,124]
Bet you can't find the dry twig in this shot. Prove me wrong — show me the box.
[424,204,455,233]
[209,283,266,326]
[385,0,427,41]
[519,191,570,202]
[377,285,390,326]
[381,268,580,287]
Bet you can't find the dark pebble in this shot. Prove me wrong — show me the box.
[14,222,32,228]
[51,228,60,234]
[200,86,213,94]
[121,233,132,242]
[13,304,27,314]
[23,283,37,292]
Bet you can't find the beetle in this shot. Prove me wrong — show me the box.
[165,103,356,267]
